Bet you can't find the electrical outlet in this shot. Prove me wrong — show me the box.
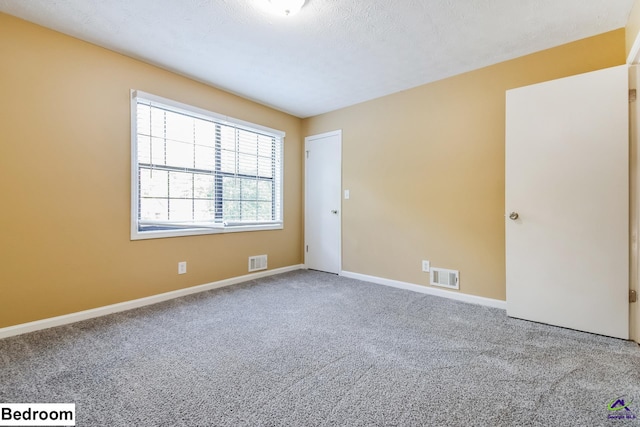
[421,260,430,272]
[178,261,187,275]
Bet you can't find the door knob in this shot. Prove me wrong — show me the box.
[509,212,519,220]
[331,210,338,214]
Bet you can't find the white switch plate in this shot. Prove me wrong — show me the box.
[344,189,350,199]
[421,260,430,272]
[178,261,187,274]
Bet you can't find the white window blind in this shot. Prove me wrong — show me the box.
[131,91,283,239]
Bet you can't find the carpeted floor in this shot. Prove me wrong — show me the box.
[1,270,639,426]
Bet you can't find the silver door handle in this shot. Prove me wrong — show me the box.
[331,210,339,214]
[509,212,519,220]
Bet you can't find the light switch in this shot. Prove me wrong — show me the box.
[344,189,350,199]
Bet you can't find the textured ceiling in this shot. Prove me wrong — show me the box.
[0,0,635,118]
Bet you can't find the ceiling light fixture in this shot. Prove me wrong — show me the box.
[263,0,306,16]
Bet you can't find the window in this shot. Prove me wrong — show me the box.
[131,91,284,240]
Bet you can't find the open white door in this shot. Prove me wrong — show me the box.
[305,131,341,274]
[506,65,629,339]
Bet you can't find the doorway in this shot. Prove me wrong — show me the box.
[304,130,342,274]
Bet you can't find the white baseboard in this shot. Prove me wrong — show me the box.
[0,264,304,339]
[340,270,506,310]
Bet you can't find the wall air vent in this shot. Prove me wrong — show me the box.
[248,255,268,272]
[430,267,459,290]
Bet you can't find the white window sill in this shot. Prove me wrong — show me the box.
[130,223,283,241]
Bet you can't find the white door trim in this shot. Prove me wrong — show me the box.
[306,130,342,140]
[628,32,640,65]
[623,28,639,343]
[304,130,342,273]
[630,66,640,343]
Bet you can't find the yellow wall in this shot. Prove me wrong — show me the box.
[627,0,640,58]
[0,13,303,328]
[0,10,629,330]
[303,29,626,301]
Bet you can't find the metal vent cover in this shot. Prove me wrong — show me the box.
[430,267,459,290]
[248,255,268,272]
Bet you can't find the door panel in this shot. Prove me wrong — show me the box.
[506,65,629,339]
[305,131,341,274]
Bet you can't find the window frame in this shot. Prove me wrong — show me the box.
[130,90,285,240]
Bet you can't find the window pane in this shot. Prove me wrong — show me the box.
[238,130,257,154]
[241,179,257,200]
[257,202,273,221]
[238,153,257,176]
[194,120,216,147]
[220,126,235,151]
[258,156,272,178]
[257,180,272,201]
[169,171,193,198]
[150,136,165,165]
[194,145,215,170]
[224,200,241,221]
[194,174,215,199]
[223,177,240,199]
[193,199,215,221]
[140,198,168,221]
[137,104,151,136]
[241,201,258,220]
[164,110,194,144]
[140,169,168,198]
[257,136,273,157]
[166,140,194,169]
[150,107,165,137]
[137,135,151,164]
[168,199,192,222]
[221,150,236,174]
